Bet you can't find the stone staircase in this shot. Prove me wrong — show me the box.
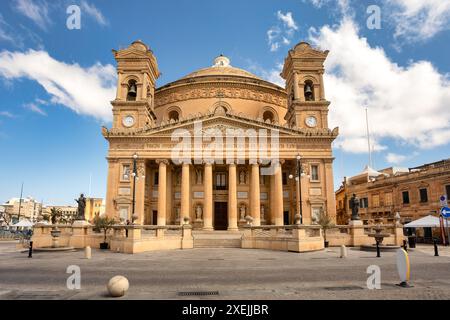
[192,231,243,248]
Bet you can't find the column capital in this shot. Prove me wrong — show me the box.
[203,159,215,165]
[156,159,170,165]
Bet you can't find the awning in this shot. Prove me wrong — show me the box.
[13,220,34,227]
[403,215,445,228]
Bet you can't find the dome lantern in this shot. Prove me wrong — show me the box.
[213,55,231,67]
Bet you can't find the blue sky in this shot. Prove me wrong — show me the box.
[0,0,449,205]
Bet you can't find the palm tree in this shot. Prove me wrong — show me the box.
[50,208,62,225]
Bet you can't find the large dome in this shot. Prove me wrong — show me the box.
[154,55,287,124]
[181,55,262,81]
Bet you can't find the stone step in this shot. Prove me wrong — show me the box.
[193,238,242,248]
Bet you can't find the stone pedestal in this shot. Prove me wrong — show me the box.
[181,225,193,249]
[69,221,91,248]
[348,220,366,246]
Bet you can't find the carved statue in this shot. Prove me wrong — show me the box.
[260,205,265,221]
[240,205,246,220]
[175,207,181,221]
[349,193,360,221]
[196,169,203,185]
[75,193,86,220]
[195,205,203,221]
[239,170,246,184]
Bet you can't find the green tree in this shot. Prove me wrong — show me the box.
[93,215,116,243]
[316,209,335,243]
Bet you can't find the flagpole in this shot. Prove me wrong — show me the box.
[17,182,24,222]
[365,108,372,169]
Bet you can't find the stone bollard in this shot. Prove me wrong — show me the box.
[85,246,91,259]
[340,245,347,258]
[107,276,129,297]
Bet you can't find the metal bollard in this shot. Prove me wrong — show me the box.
[403,240,408,252]
[28,241,33,258]
[433,239,439,257]
[376,241,381,258]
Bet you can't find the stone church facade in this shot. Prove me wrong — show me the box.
[103,40,338,230]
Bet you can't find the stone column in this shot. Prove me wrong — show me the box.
[228,163,238,231]
[250,163,261,226]
[166,164,172,224]
[203,161,213,230]
[105,159,119,219]
[319,70,325,100]
[273,162,284,225]
[293,72,300,100]
[135,160,146,225]
[324,161,337,221]
[181,162,190,224]
[270,174,275,224]
[156,159,168,226]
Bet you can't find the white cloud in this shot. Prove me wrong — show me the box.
[267,11,299,52]
[13,0,51,30]
[81,1,108,26]
[308,18,450,153]
[0,14,16,44]
[0,50,116,121]
[386,152,407,164]
[247,61,285,88]
[385,0,450,42]
[0,111,15,118]
[277,11,298,31]
[24,102,47,116]
[303,0,351,15]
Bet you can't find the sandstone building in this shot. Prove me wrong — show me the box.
[103,40,338,230]
[336,159,450,226]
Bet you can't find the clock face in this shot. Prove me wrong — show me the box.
[122,115,135,128]
[305,116,317,128]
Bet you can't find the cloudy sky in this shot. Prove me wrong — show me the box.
[0,0,449,205]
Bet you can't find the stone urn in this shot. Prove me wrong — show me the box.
[50,227,61,248]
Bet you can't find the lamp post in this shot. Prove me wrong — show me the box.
[289,154,304,225]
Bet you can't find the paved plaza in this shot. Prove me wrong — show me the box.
[0,241,450,300]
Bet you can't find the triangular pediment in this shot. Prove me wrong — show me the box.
[110,113,337,137]
[140,114,299,137]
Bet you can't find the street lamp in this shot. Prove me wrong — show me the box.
[289,154,305,225]
[131,153,145,224]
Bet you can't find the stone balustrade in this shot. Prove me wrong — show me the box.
[31,223,193,254]
[241,225,324,253]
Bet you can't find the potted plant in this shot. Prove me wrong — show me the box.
[316,209,335,248]
[93,215,116,249]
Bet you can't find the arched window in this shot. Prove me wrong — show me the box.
[168,110,179,121]
[263,111,274,122]
[127,80,137,101]
[304,80,314,101]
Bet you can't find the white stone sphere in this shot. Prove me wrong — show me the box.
[107,276,129,297]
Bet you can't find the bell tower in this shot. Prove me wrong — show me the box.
[111,40,160,130]
[281,42,330,129]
